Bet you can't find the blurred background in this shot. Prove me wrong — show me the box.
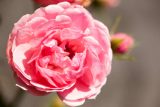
[0,0,160,107]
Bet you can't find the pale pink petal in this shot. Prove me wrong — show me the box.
[58,81,101,106]
[62,98,85,107]
[13,44,32,80]
[60,28,82,41]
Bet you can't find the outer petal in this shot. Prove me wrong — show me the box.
[63,5,94,31]
[15,74,47,95]
[58,79,107,106]
[58,80,97,106]
[62,98,85,107]
[12,44,32,80]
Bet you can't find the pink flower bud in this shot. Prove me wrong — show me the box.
[111,33,134,54]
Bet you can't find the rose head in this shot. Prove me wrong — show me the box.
[111,33,134,54]
[34,0,91,7]
[7,2,112,106]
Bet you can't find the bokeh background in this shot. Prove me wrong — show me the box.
[0,0,160,107]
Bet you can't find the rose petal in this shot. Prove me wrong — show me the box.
[13,44,32,80]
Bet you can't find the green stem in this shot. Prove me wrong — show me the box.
[7,88,25,107]
[0,79,7,107]
[0,92,7,107]
[110,15,122,35]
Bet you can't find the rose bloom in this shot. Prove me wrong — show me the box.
[7,2,112,106]
[111,33,134,54]
[33,0,91,7]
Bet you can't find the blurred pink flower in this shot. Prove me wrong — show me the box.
[111,33,134,54]
[99,0,120,8]
[107,0,120,7]
[33,0,91,7]
[7,2,112,106]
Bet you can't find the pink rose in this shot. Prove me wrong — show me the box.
[33,0,91,7]
[111,33,134,54]
[7,2,112,106]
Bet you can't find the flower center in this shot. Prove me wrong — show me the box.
[64,40,85,59]
[48,63,63,72]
